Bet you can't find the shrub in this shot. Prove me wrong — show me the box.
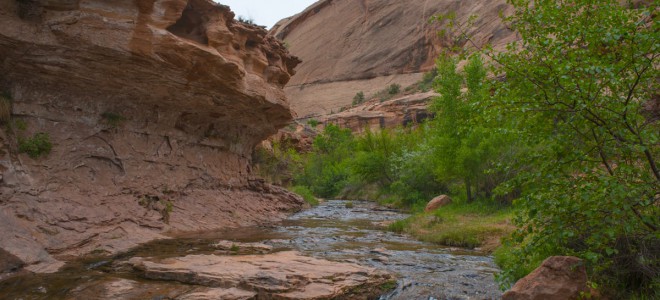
[12,119,27,131]
[307,119,319,128]
[101,112,125,128]
[388,218,411,233]
[388,84,401,95]
[18,132,52,158]
[352,91,365,106]
[420,68,438,92]
[253,141,302,186]
[290,185,319,206]
[237,16,255,25]
[345,201,354,209]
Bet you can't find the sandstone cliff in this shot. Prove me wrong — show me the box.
[270,0,517,118]
[317,91,437,132]
[0,0,304,274]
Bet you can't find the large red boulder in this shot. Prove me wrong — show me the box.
[502,256,589,300]
[424,195,453,212]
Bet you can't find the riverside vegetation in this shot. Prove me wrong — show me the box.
[255,0,658,298]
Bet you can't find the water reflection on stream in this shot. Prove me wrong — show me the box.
[0,200,502,299]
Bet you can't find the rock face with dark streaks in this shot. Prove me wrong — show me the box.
[0,0,304,274]
[270,0,516,117]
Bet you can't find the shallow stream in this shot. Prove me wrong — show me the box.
[0,200,502,299]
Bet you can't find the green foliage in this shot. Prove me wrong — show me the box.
[430,54,520,203]
[389,202,515,249]
[345,201,354,209]
[493,243,547,289]
[18,132,52,158]
[307,119,319,128]
[351,128,396,186]
[388,218,410,233]
[101,112,125,128]
[419,68,438,92]
[290,185,319,206]
[295,124,355,198]
[230,244,239,252]
[483,0,659,294]
[379,280,397,291]
[387,84,401,95]
[253,140,302,186]
[12,119,27,132]
[352,91,365,106]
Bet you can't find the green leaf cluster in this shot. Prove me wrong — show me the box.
[486,0,659,294]
[352,91,365,106]
[18,132,52,158]
[429,54,522,203]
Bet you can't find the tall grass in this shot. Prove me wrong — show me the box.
[389,202,515,250]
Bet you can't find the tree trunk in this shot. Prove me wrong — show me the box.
[466,178,473,203]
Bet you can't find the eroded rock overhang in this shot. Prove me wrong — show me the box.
[0,0,304,273]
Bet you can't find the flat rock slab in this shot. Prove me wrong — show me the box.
[66,277,255,300]
[214,240,273,254]
[129,251,393,299]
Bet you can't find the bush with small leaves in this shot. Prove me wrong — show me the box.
[307,119,320,128]
[352,91,365,105]
[18,132,52,158]
[237,16,255,25]
[388,84,401,95]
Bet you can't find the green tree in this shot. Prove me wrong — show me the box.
[296,124,355,198]
[489,0,659,294]
[431,54,512,202]
[352,128,396,186]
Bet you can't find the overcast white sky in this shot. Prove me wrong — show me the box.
[216,0,318,29]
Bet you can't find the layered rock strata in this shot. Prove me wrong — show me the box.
[314,91,437,132]
[129,251,394,299]
[0,0,303,274]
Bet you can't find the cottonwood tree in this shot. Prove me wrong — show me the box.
[488,0,659,294]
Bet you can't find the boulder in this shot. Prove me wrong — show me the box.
[0,248,24,279]
[424,195,453,212]
[129,251,394,299]
[502,256,589,300]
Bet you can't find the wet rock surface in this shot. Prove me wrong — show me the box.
[130,251,392,299]
[0,200,502,299]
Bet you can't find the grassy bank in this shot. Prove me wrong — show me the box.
[389,202,515,252]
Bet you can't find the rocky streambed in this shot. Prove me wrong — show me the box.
[0,200,502,299]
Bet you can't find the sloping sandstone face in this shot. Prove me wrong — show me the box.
[0,0,304,273]
[270,0,516,117]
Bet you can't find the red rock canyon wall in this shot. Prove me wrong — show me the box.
[0,0,304,273]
